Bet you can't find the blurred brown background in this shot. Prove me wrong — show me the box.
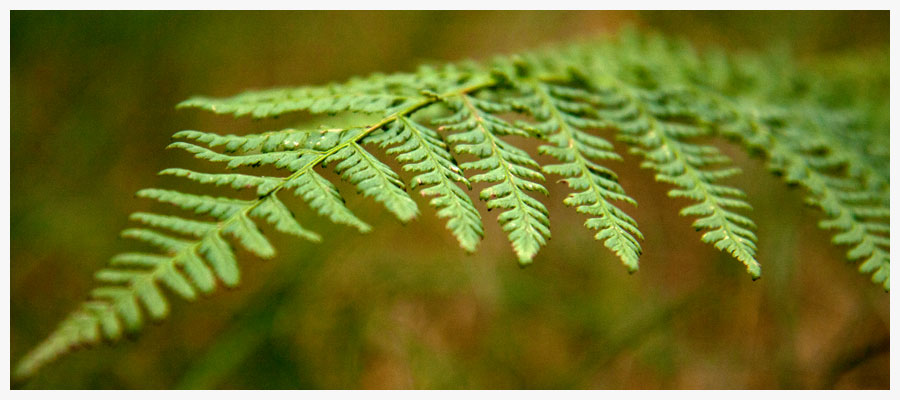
[10,11,889,389]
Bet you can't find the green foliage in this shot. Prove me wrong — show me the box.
[513,77,642,270]
[366,116,484,252]
[438,93,551,264]
[13,29,889,383]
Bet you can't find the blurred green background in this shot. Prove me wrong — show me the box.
[10,11,889,389]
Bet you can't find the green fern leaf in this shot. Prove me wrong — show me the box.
[514,77,643,271]
[128,212,216,237]
[249,195,322,242]
[439,93,550,264]
[284,170,373,233]
[366,115,484,251]
[13,30,889,384]
[160,168,282,196]
[589,81,761,277]
[167,141,321,171]
[172,128,315,153]
[136,188,249,220]
[177,84,405,118]
[199,232,241,287]
[326,135,420,223]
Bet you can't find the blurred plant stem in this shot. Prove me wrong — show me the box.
[761,186,801,388]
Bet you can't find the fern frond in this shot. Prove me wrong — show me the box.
[780,137,889,290]
[167,141,322,170]
[366,115,484,251]
[14,78,495,381]
[177,80,407,118]
[159,168,282,196]
[515,77,643,271]
[251,195,322,242]
[722,105,890,289]
[698,66,891,291]
[586,80,761,278]
[14,30,888,383]
[283,169,373,233]
[439,93,551,264]
[128,212,216,237]
[175,65,476,118]
[136,188,249,219]
[326,137,420,223]
[172,128,317,153]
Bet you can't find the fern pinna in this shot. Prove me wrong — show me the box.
[14,30,889,381]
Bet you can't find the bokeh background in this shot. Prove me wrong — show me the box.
[10,11,889,389]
